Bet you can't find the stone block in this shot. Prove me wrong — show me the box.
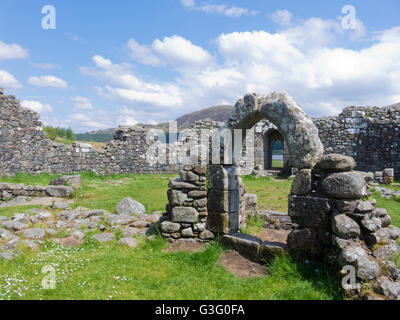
[321,171,368,199]
[288,195,331,228]
[208,189,239,213]
[290,169,312,196]
[171,207,199,223]
[221,233,261,261]
[207,212,238,234]
[208,165,238,190]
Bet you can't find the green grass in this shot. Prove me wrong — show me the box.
[0,238,343,300]
[371,184,400,228]
[0,172,61,186]
[241,213,265,235]
[242,175,292,212]
[271,159,283,168]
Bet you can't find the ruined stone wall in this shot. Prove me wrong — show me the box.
[1,89,400,178]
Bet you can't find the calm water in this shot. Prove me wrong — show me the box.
[272,155,283,161]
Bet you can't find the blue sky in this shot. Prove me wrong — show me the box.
[0,0,399,132]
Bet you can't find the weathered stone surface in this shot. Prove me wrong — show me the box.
[375,226,400,241]
[179,170,199,183]
[122,226,142,237]
[356,257,381,281]
[207,189,239,213]
[290,169,312,196]
[221,233,261,261]
[110,214,136,226]
[49,175,82,188]
[226,91,324,169]
[188,190,207,199]
[315,154,356,172]
[332,214,361,239]
[171,207,199,223]
[375,277,400,299]
[70,229,85,240]
[208,165,238,190]
[23,228,45,240]
[116,197,145,215]
[355,201,374,213]
[160,221,181,233]
[288,195,331,227]
[0,228,18,241]
[46,185,74,197]
[118,237,139,248]
[91,233,115,243]
[287,228,317,251]
[0,252,17,260]
[321,171,368,199]
[361,218,382,233]
[206,212,236,234]
[168,178,199,190]
[1,220,27,231]
[338,244,368,267]
[181,227,194,238]
[130,220,148,228]
[373,243,400,261]
[199,229,214,240]
[50,200,71,210]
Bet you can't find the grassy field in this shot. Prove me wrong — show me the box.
[1,172,399,300]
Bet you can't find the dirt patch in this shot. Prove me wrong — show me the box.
[52,236,84,247]
[163,241,205,253]
[258,228,290,247]
[218,250,268,279]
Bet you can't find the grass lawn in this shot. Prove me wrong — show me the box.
[242,175,292,212]
[2,173,399,300]
[0,172,345,300]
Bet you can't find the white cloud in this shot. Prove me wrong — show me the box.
[181,0,258,17]
[127,38,163,66]
[0,70,21,89]
[270,10,293,27]
[0,41,28,61]
[81,15,400,125]
[71,96,94,111]
[21,100,53,113]
[28,75,68,89]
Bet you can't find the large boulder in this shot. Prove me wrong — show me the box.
[315,154,356,172]
[332,214,361,239]
[46,185,74,197]
[321,171,368,199]
[290,169,312,196]
[116,197,145,215]
[23,228,46,240]
[49,175,82,188]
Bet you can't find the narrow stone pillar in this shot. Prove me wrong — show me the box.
[207,164,239,234]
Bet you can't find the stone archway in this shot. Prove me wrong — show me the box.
[207,91,324,235]
[224,91,323,169]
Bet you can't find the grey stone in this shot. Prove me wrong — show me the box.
[116,197,146,215]
[322,171,368,199]
[110,214,136,226]
[376,277,400,300]
[160,221,181,233]
[332,214,361,239]
[355,201,374,213]
[122,226,142,237]
[290,169,312,196]
[207,189,239,213]
[208,165,238,190]
[338,244,368,267]
[356,257,380,281]
[168,178,199,190]
[194,223,206,232]
[226,91,324,169]
[199,229,214,240]
[49,175,82,188]
[221,233,261,261]
[23,228,46,240]
[50,200,71,210]
[91,233,115,243]
[0,228,18,241]
[12,213,29,222]
[55,220,69,229]
[373,243,400,261]
[2,220,28,231]
[171,207,199,223]
[36,210,53,220]
[0,252,17,260]
[288,195,331,227]
[179,170,199,182]
[24,240,40,250]
[46,185,74,197]
[70,229,85,240]
[181,227,194,238]
[361,218,382,233]
[315,153,356,172]
[2,238,20,249]
[130,220,148,228]
[118,237,139,248]
[168,189,187,206]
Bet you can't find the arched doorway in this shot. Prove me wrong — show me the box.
[264,129,283,170]
[207,91,324,235]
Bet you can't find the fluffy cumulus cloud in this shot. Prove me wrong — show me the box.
[181,0,258,17]
[0,70,21,89]
[28,75,68,89]
[71,96,94,111]
[0,41,28,61]
[81,11,400,125]
[21,100,53,113]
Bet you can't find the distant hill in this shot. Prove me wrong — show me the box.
[75,105,234,142]
[175,105,233,129]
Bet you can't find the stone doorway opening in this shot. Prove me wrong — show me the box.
[263,129,287,171]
